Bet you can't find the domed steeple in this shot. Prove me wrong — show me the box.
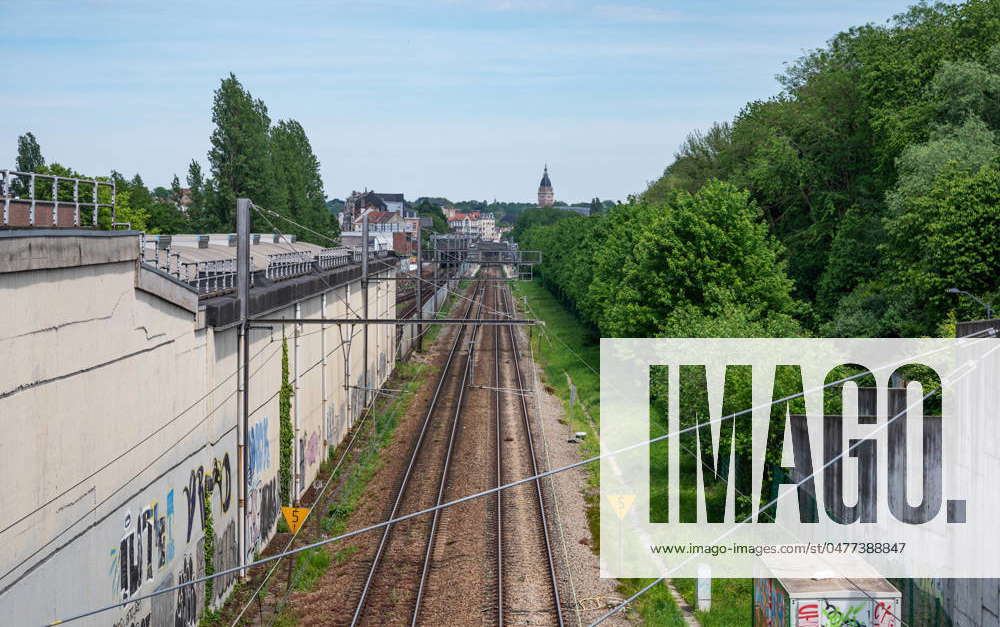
[537,164,554,207]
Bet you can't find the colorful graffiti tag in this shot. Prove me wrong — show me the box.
[109,491,175,603]
[247,417,271,485]
[754,578,788,626]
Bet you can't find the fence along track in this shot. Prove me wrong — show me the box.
[497,281,566,626]
[350,277,486,626]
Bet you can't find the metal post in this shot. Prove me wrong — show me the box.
[416,233,423,352]
[28,173,35,226]
[2,170,9,226]
[236,197,251,577]
[52,177,58,225]
[361,213,369,410]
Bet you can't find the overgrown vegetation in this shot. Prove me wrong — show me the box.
[11,73,339,241]
[279,334,294,507]
[517,0,1000,339]
[510,2,1000,624]
[203,486,216,609]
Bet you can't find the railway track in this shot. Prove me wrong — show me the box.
[493,280,565,627]
[349,270,565,626]
[350,277,487,626]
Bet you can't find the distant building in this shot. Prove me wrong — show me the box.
[537,165,554,207]
[353,209,409,232]
[375,192,405,213]
[343,190,386,230]
[448,211,498,242]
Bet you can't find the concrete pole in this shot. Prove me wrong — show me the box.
[697,564,711,611]
[236,197,251,577]
[361,214,369,410]
[416,232,423,352]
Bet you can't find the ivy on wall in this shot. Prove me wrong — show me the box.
[279,333,294,507]
[202,480,215,610]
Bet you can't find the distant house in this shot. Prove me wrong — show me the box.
[375,192,405,213]
[343,190,387,230]
[448,211,498,242]
[353,210,408,232]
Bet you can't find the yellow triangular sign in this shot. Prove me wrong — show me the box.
[607,494,636,520]
[281,506,310,534]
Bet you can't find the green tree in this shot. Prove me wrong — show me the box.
[269,119,338,243]
[414,199,448,234]
[170,174,183,205]
[588,197,602,215]
[590,182,800,337]
[208,73,274,229]
[884,162,1000,332]
[16,132,45,173]
[185,159,216,231]
[14,132,45,196]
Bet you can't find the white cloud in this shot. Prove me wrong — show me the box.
[592,4,684,23]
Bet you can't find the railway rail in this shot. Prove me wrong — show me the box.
[493,280,565,626]
[349,270,565,626]
[350,277,486,625]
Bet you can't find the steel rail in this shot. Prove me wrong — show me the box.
[500,284,565,627]
[349,278,485,626]
[410,276,489,625]
[493,280,505,627]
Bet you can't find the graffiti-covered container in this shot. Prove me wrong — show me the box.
[753,555,902,626]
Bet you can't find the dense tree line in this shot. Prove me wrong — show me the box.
[10,74,338,245]
[518,0,1000,339]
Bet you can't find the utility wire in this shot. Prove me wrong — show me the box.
[518,289,915,625]
[42,327,996,625]
[2,338,285,590]
[588,339,1000,627]
[253,203,515,322]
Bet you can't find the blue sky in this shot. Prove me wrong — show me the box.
[2,0,916,204]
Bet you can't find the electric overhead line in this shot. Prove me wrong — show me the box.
[40,323,996,626]
[1,337,286,589]
[518,291,915,625]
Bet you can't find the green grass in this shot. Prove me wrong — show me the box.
[512,280,755,626]
[290,546,332,591]
[511,281,688,624]
[511,281,601,536]
[617,579,688,626]
[318,360,432,541]
[673,578,753,626]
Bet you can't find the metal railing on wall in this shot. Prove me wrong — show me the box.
[138,237,391,297]
[1,169,115,228]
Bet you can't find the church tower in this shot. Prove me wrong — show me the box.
[537,164,554,207]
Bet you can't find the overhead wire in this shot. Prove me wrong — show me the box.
[41,326,997,625]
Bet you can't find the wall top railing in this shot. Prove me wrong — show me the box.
[1,169,116,228]
[139,235,392,297]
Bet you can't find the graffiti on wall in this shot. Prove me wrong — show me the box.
[182,454,233,543]
[820,600,869,627]
[173,549,201,627]
[793,598,887,627]
[213,520,239,602]
[211,453,232,514]
[245,477,278,560]
[109,491,175,602]
[247,417,271,485]
[306,431,321,467]
[754,578,788,626]
[110,599,150,627]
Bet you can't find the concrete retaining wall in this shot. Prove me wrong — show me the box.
[0,231,396,626]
